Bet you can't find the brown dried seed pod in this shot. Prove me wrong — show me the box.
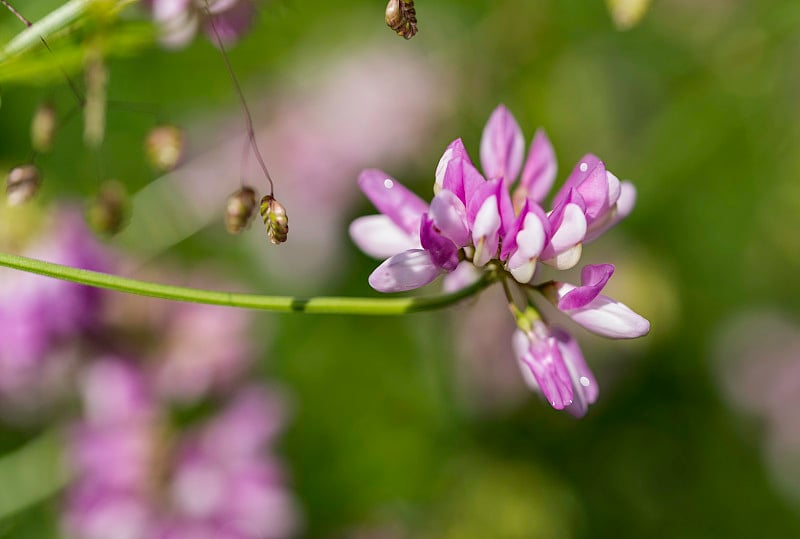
[86,180,130,237]
[145,125,184,172]
[31,102,57,153]
[260,195,288,245]
[385,0,418,39]
[225,186,258,234]
[6,165,42,206]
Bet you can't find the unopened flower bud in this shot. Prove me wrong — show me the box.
[86,180,130,236]
[31,102,57,153]
[260,195,288,245]
[6,165,42,206]
[385,0,418,39]
[225,186,258,234]
[145,125,184,172]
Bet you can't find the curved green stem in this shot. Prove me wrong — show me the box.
[0,252,495,315]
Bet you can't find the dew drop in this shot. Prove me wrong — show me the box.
[579,376,590,387]
[579,162,588,173]
[384,179,394,189]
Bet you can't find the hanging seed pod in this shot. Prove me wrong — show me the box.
[6,165,42,206]
[385,0,418,39]
[145,125,184,172]
[260,195,288,245]
[225,186,258,234]
[86,180,130,236]
[31,102,57,153]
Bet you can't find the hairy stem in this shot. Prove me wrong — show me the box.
[0,252,495,315]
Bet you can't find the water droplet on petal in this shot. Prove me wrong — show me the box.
[579,162,588,173]
[579,376,590,387]
[384,178,394,189]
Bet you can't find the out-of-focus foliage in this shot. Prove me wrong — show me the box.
[2,0,800,538]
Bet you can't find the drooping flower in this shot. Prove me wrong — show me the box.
[350,104,650,416]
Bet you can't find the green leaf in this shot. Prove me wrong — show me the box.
[0,431,69,520]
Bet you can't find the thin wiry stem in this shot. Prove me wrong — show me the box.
[204,2,274,195]
[0,252,496,315]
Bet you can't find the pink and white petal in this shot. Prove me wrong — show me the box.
[513,330,574,410]
[518,129,557,203]
[552,327,598,418]
[442,261,482,293]
[420,216,459,271]
[584,181,637,243]
[429,190,470,247]
[541,202,587,267]
[558,264,615,311]
[368,250,443,292]
[434,139,471,194]
[358,169,428,234]
[480,105,525,183]
[349,215,419,259]
[552,154,602,210]
[606,170,621,207]
[554,285,650,339]
[471,196,502,267]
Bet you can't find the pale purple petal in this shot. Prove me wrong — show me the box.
[551,284,650,339]
[558,264,615,310]
[552,327,598,418]
[420,215,459,271]
[517,129,557,203]
[442,154,486,206]
[480,105,525,183]
[434,139,471,193]
[584,181,637,243]
[513,328,573,410]
[349,215,420,259]
[368,250,442,292]
[358,169,428,234]
[429,189,470,247]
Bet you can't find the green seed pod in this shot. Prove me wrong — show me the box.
[385,0,418,39]
[260,195,288,245]
[225,186,258,234]
[145,125,184,172]
[86,180,130,236]
[31,102,57,153]
[6,165,42,206]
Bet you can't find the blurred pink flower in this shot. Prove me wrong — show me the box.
[146,0,256,49]
[64,360,299,539]
[118,43,452,287]
[0,209,109,406]
[714,311,800,501]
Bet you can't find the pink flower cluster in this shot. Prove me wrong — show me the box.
[0,205,299,537]
[350,105,650,416]
[64,359,297,539]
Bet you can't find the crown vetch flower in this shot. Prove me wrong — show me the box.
[350,105,650,416]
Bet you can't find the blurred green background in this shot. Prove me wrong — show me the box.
[2,0,800,537]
